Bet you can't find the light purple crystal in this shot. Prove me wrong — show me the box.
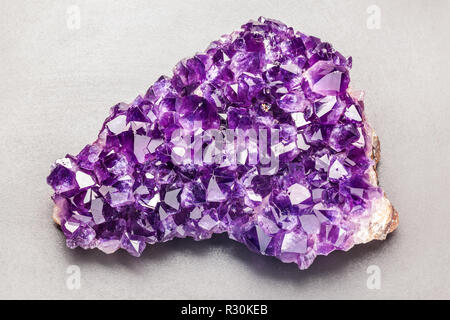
[47,17,398,269]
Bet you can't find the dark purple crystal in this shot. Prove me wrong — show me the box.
[47,17,389,269]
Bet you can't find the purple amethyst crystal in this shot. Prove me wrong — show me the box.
[47,17,398,269]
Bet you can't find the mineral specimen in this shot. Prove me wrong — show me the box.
[47,17,398,269]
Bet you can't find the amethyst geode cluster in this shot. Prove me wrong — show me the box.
[47,17,398,269]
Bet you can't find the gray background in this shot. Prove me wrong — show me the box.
[0,0,449,299]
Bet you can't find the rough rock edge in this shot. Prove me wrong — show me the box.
[52,196,64,226]
[354,131,399,244]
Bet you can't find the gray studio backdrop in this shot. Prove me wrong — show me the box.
[0,0,449,299]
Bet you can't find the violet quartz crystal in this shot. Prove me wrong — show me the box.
[47,17,398,269]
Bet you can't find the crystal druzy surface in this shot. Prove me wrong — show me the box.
[47,17,398,269]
